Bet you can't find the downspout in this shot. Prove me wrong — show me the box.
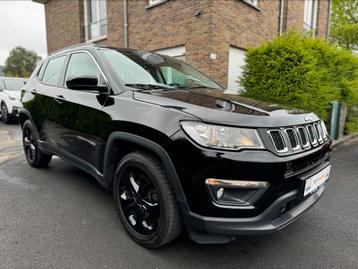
[123,0,128,48]
[326,0,332,41]
[279,0,286,35]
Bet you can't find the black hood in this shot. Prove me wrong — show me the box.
[133,89,319,127]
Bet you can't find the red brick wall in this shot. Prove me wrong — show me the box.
[43,0,330,86]
[210,0,281,86]
[316,0,330,39]
[44,0,84,53]
[286,0,305,32]
[107,0,124,47]
[105,0,214,82]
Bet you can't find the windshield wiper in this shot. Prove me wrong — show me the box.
[125,83,174,90]
[188,85,211,89]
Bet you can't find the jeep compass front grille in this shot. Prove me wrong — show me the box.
[268,121,328,154]
[268,130,288,152]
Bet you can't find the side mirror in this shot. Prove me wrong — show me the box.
[66,75,108,93]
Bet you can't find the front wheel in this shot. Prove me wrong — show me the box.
[22,120,52,168]
[113,151,182,248]
[1,103,11,124]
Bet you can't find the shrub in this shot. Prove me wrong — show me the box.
[240,32,358,132]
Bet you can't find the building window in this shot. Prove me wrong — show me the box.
[148,0,166,6]
[84,0,107,41]
[244,0,257,6]
[227,47,246,93]
[303,0,318,36]
[155,46,186,62]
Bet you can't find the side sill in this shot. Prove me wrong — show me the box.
[38,142,109,189]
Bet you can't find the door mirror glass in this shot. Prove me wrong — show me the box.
[66,75,108,92]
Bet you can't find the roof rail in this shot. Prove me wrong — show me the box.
[49,42,97,56]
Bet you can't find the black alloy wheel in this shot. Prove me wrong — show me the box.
[1,104,10,123]
[23,125,37,163]
[119,166,161,236]
[113,151,182,248]
[22,120,52,168]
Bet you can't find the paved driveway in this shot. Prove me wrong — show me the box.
[0,121,357,269]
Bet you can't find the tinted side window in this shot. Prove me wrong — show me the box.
[65,52,102,87]
[42,55,67,86]
[37,62,46,81]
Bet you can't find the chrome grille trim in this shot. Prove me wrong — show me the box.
[268,130,288,153]
[268,121,327,154]
[320,121,328,140]
[314,122,324,143]
[284,128,301,151]
[306,125,318,146]
[297,127,310,149]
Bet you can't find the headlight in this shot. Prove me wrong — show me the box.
[181,121,264,150]
[9,97,16,101]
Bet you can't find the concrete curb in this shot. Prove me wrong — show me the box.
[332,133,358,149]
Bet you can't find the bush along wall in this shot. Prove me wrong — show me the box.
[240,32,358,134]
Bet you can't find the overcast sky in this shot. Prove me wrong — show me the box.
[0,1,47,66]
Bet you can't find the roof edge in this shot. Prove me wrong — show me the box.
[32,0,48,4]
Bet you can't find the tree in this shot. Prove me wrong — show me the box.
[3,47,42,78]
[329,0,358,50]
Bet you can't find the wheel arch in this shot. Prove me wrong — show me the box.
[103,132,188,207]
[1,100,7,111]
[18,108,32,128]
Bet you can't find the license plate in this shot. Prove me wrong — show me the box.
[303,165,331,197]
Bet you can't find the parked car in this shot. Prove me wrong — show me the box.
[0,77,27,123]
[20,44,332,248]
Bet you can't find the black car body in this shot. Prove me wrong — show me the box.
[20,44,332,247]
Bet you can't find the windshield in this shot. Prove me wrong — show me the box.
[102,49,222,90]
[4,79,27,91]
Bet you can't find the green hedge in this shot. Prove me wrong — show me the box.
[240,32,358,132]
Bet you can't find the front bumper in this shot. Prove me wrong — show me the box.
[8,100,22,117]
[186,183,325,236]
[10,106,21,116]
[165,130,332,243]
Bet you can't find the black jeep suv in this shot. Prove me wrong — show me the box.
[20,44,332,248]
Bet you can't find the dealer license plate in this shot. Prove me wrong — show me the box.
[303,165,331,197]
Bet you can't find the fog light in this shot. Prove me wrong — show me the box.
[217,188,224,199]
[206,178,269,208]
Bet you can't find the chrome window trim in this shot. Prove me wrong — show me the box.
[64,50,110,87]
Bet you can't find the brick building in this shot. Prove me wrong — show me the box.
[34,0,331,91]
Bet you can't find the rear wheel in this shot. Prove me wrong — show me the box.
[1,103,11,124]
[113,151,182,248]
[22,120,52,168]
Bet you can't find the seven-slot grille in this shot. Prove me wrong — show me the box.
[268,121,328,154]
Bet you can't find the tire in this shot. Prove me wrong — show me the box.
[113,151,182,248]
[22,120,52,168]
[1,103,11,124]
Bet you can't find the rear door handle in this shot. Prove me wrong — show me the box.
[55,94,65,104]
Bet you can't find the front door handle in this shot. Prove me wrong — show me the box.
[55,95,65,104]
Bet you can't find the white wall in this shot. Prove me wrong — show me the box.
[227,46,246,93]
[155,46,186,61]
